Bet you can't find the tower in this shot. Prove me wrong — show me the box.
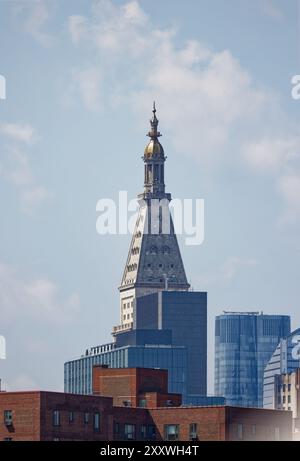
[116,104,190,333]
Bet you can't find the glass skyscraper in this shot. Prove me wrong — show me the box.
[215,312,290,408]
[65,343,188,397]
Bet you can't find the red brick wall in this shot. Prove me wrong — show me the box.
[0,392,41,441]
[142,392,182,408]
[0,391,293,442]
[92,367,169,407]
[39,392,114,441]
[225,407,292,441]
[93,367,138,406]
[149,406,226,441]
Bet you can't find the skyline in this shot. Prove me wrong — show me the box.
[1,0,300,394]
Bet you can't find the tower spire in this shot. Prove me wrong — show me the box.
[148,101,161,139]
[117,101,190,333]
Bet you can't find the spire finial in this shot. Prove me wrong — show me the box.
[148,101,161,139]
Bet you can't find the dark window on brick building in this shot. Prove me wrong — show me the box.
[189,423,198,441]
[237,424,243,440]
[69,411,74,423]
[148,425,156,440]
[4,410,12,426]
[114,422,120,434]
[139,399,147,408]
[124,424,136,440]
[84,412,89,424]
[141,424,147,439]
[53,410,60,427]
[164,424,179,441]
[94,413,100,432]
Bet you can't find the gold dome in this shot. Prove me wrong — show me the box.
[144,139,164,158]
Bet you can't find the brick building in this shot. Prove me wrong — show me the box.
[92,366,182,408]
[0,367,293,441]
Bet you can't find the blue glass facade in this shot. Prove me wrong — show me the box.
[64,344,188,397]
[263,328,300,409]
[135,291,207,397]
[64,291,208,404]
[215,313,290,408]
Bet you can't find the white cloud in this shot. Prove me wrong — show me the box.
[0,262,80,327]
[1,146,33,187]
[0,123,35,144]
[71,67,102,111]
[198,257,258,288]
[13,0,55,46]
[261,0,283,20]
[68,15,87,44]
[0,123,51,213]
[278,173,300,224]
[66,0,299,222]
[20,186,52,214]
[67,0,270,165]
[243,136,300,173]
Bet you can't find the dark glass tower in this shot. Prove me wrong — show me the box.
[215,312,291,407]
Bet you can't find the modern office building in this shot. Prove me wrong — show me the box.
[65,105,209,405]
[65,341,188,397]
[264,328,300,409]
[215,312,291,408]
[134,291,207,396]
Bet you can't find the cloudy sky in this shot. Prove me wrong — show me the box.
[0,0,300,393]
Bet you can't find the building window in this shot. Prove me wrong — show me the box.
[53,410,60,427]
[283,396,286,404]
[189,423,198,441]
[69,411,74,423]
[84,412,89,424]
[237,424,243,440]
[288,384,291,392]
[4,410,13,427]
[148,425,156,440]
[283,384,286,392]
[114,422,120,434]
[139,399,147,408]
[141,424,147,439]
[3,438,13,441]
[288,395,291,404]
[164,424,179,441]
[94,413,100,432]
[124,424,136,440]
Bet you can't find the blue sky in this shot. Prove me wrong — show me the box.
[0,0,300,393]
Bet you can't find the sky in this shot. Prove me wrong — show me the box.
[0,0,300,394]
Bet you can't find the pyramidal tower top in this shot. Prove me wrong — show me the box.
[114,104,190,334]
